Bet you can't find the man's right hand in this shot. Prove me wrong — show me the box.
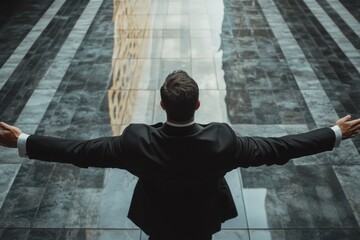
[336,115,360,140]
[0,122,22,148]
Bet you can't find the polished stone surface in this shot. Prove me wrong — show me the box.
[0,0,360,239]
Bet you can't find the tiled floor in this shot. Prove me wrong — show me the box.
[0,0,360,239]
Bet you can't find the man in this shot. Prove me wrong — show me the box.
[1,70,360,240]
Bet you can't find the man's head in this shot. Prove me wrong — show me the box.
[160,70,200,123]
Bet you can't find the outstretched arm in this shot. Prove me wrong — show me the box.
[0,122,125,168]
[1,115,360,168]
[235,115,360,167]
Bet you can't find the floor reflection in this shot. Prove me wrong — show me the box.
[108,0,228,132]
[109,0,151,134]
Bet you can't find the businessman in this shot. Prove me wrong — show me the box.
[1,70,360,240]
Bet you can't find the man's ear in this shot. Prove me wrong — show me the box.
[160,100,166,110]
[195,100,200,110]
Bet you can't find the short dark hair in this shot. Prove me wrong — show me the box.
[160,70,199,122]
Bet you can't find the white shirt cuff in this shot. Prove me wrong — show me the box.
[17,133,29,157]
[331,125,342,148]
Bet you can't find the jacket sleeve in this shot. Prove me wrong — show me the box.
[235,128,336,167]
[26,135,126,168]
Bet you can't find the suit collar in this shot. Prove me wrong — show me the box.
[165,120,195,127]
[160,122,203,136]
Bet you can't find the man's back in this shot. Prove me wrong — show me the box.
[121,122,239,237]
[120,122,238,177]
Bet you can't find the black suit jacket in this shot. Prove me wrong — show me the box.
[26,122,335,236]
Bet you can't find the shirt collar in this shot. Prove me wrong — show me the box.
[165,120,195,127]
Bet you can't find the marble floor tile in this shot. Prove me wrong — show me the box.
[334,166,360,225]
[98,169,138,228]
[241,164,359,229]
[0,164,21,208]
[249,229,360,240]
[1,0,360,238]
[140,230,250,240]
[222,170,248,229]
[191,59,218,89]
[0,228,29,240]
[0,229,142,240]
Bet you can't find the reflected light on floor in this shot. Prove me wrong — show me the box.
[108,0,151,135]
